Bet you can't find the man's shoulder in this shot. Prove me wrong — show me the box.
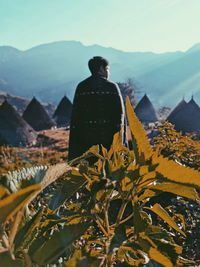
[76,76,119,92]
[105,79,119,88]
[77,76,92,87]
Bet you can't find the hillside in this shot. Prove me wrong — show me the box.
[139,45,200,105]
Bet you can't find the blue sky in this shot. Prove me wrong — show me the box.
[1,0,200,53]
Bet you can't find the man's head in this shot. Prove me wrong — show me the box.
[88,56,110,79]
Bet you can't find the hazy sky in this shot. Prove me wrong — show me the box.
[1,0,200,53]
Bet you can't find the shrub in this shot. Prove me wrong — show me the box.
[0,97,199,266]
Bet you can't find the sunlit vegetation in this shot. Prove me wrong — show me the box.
[0,98,200,266]
[153,121,200,170]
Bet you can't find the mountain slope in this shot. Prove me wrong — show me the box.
[139,46,200,105]
[0,41,199,106]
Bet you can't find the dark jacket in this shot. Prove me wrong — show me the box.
[68,74,126,161]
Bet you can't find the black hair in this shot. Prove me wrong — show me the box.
[88,56,109,75]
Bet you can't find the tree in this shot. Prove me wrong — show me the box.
[117,78,138,106]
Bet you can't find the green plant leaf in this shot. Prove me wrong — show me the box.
[0,252,24,267]
[149,247,173,267]
[0,184,40,224]
[48,173,86,210]
[40,163,72,190]
[151,239,182,265]
[137,189,157,202]
[177,257,194,265]
[133,204,151,234]
[148,182,200,203]
[154,156,200,188]
[145,225,173,242]
[126,97,153,162]
[31,222,90,265]
[109,131,127,154]
[146,203,186,236]
[14,209,43,250]
[64,249,81,267]
[69,145,104,165]
[117,246,145,266]
[5,165,47,192]
[109,224,127,253]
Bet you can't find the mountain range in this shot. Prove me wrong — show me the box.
[0,41,200,107]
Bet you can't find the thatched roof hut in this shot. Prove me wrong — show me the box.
[189,97,200,112]
[53,96,72,127]
[168,97,200,133]
[134,94,158,123]
[22,97,56,131]
[167,99,187,123]
[0,100,37,146]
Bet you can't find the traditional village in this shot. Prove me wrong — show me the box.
[1,1,200,265]
[1,88,200,265]
[0,91,200,149]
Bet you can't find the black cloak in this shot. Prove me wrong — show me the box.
[68,74,126,161]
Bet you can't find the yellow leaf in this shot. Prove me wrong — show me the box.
[126,97,153,162]
[139,232,157,248]
[70,169,81,176]
[111,131,122,149]
[174,243,182,254]
[126,257,144,266]
[142,171,156,180]
[137,189,157,201]
[121,177,133,191]
[127,162,137,171]
[139,166,149,176]
[101,145,108,158]
[95,159,103,173]
[154,156,200,187]
[96,190,105,201]
[137,171,157,190]
[0,184,40,224]
[69,145,104,165]
[177,257,194,265]
[117,247,145,266]
[149,247,173,267]
[146,203,186,237]
[109,131,129,156]
[90,249,103,257]
[87,145,103,158]
[65,216,83,225]
[148,182,200,203]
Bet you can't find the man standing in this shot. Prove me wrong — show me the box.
[68,56,126,161]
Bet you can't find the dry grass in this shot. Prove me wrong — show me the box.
[0,128,69,175]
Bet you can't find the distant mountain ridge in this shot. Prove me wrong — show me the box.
[0,41,200,106]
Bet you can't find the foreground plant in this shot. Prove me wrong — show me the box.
[0,97,200,266]
[153,121,200,170]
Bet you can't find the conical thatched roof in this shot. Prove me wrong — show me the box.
[167,98,187,123]
[0,100,37,146]
[134,94,158,123]
[189,97,200,112]
[168,97,200,133]
[53,96,72,127]
[23,97,56,131]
